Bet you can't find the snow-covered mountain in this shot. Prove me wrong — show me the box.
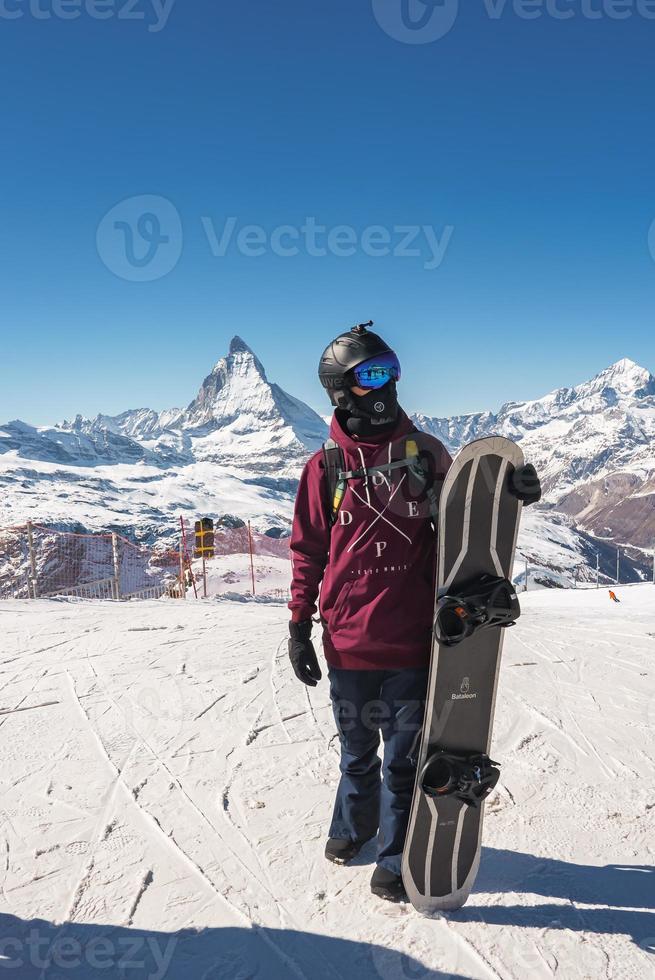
[0,336,326,473]
[0,337,328,541]
[40,336,327,471]
[0,342,653,584]
[75,336,328,470]
[414,357,655,553]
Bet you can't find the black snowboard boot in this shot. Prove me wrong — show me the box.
[324,838,364,866]
[371,865,406,902]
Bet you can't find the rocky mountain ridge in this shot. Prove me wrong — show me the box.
[413,357,655,551]
[1,342,653,583]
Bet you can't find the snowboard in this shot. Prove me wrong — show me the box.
[402,437,524,913]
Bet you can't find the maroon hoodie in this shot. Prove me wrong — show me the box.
[289,411,452,670]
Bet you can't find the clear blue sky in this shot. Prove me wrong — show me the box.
[2,1,655,425]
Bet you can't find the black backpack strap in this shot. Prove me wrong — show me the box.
[405,432,440,522]
[322,431,440,526]
[322,439,346,527]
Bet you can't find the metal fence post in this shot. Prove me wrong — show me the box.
[596,552,600,589]
[179,534,186,599]
[247,520,256,596]
[111,533,121,600]
[26,521,38,598]
[616,548,620,585]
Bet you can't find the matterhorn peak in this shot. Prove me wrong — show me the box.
[178,336,326,460]
[229,335,255,356]
[219,335,267,380]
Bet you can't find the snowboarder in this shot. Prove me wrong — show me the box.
[287,322,541,901]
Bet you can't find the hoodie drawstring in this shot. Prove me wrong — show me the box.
[376,442,392,490]
[357,446,372,506]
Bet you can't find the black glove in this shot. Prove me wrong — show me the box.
[508,463,542,507]
[288,620,322,687]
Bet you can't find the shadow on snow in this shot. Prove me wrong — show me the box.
[1,851,653,978]
[460,847,655,950]
[0,914,469,980]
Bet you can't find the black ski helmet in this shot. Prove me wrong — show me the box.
[318,321,396,410]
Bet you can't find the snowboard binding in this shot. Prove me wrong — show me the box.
[434,574,520,647]
[420,749,500,808]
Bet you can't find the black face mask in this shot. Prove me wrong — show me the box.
[345,381,399,436]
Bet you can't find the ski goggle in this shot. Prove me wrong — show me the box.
[351,351,401,390]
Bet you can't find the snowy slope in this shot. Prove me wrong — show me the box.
[0,456,298,544]
[511,509,646,588]
[0,588,652,978]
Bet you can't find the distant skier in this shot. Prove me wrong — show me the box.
[609,590,621,603]
[287,322,541,901]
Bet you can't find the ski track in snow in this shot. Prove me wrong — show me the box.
[0,590,653,979]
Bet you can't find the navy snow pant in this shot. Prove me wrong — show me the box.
[327,666,428,875]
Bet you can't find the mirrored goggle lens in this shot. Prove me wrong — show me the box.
[352,351,401,390]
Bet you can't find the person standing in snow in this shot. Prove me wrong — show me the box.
[287,322,540,901]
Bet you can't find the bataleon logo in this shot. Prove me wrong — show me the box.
[452,676,477,700]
